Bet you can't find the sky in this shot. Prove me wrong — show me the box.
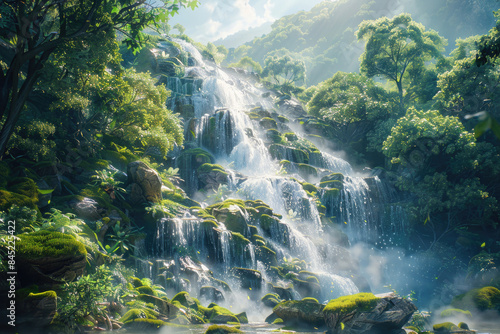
[169,0,327,43]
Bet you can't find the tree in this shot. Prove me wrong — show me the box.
[0,0,198,159]
[262,55,306,94]
[307,72,396,145]
[228,56,263,74]
[356,13,446,113]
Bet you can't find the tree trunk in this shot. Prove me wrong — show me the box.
[396,80,405,114]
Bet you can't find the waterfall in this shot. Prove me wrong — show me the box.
[153,38,412,303]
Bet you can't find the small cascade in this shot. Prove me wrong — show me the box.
[310,151,354,175]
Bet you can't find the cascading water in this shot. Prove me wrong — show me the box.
[154,38,411,306]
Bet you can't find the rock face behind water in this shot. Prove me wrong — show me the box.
[127,161,162,203]
[323,292,417,334]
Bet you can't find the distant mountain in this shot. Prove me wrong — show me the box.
[214,22,273,49]
[224,0,499,86]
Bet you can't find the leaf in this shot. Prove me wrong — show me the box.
[423,213,430,225]
[481,242,486,248]
[474,117,491,139]
[341,322,345,330]
[111,6,120,14]
[109,119,116,131]
[37,188,55,195]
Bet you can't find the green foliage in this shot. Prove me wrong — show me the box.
[228,56,263,74]
[39,209,84,236]
[357,13,446,112]
[57,265,117,330]
[92,167,126,200]
[0,205,39,234]
[452,286,500,311]
[262,55,306,94]
[7,121,56,162]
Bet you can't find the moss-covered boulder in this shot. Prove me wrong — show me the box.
[206,305,240,324]
[262,293,281,308]
[197,163,229,191]
[171,291,200,311]
[137,294,179,318]
[177,148,215,194]
[17,231,87,284]
[451,286,500,312]
[232,268,263,290]
[256,245,278,266]
[269,144,309,164]
[205,324,242,334]
[433,322,460,332]
[208,200,249,235]
[127,161,163,203]
[272,298,326,328]
[0,189,38,210]
[323,292,416,334]
[18,291,57,327]
[266,129,283,143]
[260,117,278,129]
[200,286,225,303]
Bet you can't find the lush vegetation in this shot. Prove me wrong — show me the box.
[1,0,500,333]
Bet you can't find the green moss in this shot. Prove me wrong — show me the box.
[136,286,157,296]
[433,322,460,331]
[17,285,39,301]
[197,163,228,175]
[235,312,248,324]
[231,232,250,246]
[120,308,158,323]
[0,189,37,210]
[206,305,240,324]
[283,132,298,141]
[205,324,242,334]
[273,318,284,324]
[131,277,144,288]
[297,164,318,177]
[301,182,318,193]
[440,308,472,319]
[319,180,343,189]
[262,293,281,308]
[320,173,344,183]
[17,230,87,259]
[27,291,57,301]
[172,291,200,311]
[452,286,500,311]
[260,117,278,129]
[8,177,39,201]
[126,318,166,329]
[323,293,379,314]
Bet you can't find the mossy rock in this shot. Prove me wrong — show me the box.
[323,293,379,315]
[260,117,278,129]
[235,312,248,324]
[269,144,309,164]
[256,245,277,266]
[20,291,57,327]
[433,322,460,332]
[16,231,87,283]
[210,203,248,234]
[8,177,39,202]
[206,305,240,324]
[297,163,318,178]
[212,278,232,293]
[451,286,500,311]
[262,293,281,308]
[458,322,470,329]
[205,324,242,334]
[0,189,38,210]
[232,267,263,290]
[137,294,179,318]
[272,298,325,328]
[259,214,280,234]
[136,286,158,296]
[301,182,319,194]
[120,308,159,323]
[440,308,472,319]
[278,115,289,123]
[266,129,284,143]
[319,180,343,190]
[320,173,344,183]
[171,291,200,311]
[197,163,228,175]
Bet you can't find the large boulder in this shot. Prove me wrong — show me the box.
[16,231,87,284]
[323,292,417,334]
[272,298,326,328]
[18,291,57,328]
[127,161,163,203]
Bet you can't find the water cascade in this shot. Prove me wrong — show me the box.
[148,38,411,310]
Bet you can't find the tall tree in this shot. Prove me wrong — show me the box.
[356,13,446,113]
[0,0,198,159]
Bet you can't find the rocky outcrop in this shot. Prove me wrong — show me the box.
[127,161,163,203]
[273,298,326,327]
[70,197,103,221]
[200,286,225,303]
[323,292,417,334]
[18,291,57,327]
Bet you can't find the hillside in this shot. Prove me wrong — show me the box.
[225,0,499,85]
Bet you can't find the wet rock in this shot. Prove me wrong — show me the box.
[127,161,162,203]
[272,298,326,328]
[232,268,263,290]
[323,292,417,334]
[200,286,225,303]
[70,197,103,221]
[18,291,57,327]
[277,97,307,117]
